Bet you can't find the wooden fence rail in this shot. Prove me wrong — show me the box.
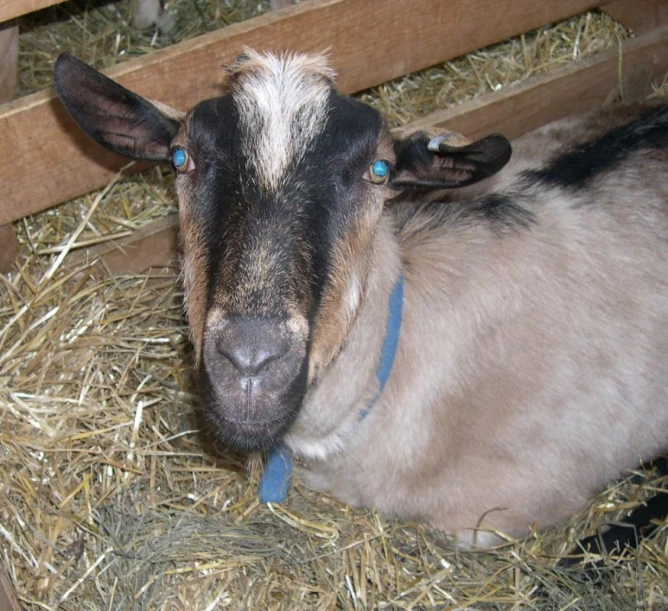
[1,0,616,227]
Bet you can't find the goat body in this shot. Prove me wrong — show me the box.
[54,50,668,547]
[297,106,668,545]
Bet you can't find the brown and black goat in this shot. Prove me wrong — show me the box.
[54,49,668,548]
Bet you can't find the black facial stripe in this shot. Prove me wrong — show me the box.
[522,105,668,189]
[185,90,385,321]
[186,98,252,309]
[189,96,239,171]
[299,92,384,319]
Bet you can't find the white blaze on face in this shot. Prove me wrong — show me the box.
[231,49,335,190]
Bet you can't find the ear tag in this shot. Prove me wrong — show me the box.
[428,132,473,152]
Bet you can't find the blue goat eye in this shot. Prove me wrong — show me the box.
[368,159,390,184]
[172,147,188,171]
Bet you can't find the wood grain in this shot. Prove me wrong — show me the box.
[0,0,65,22]
[73,26,668,275]
[0,0,615,226]
[603,0,668,34]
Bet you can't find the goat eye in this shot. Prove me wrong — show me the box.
[172,147,190,172]
[365,159,391,184]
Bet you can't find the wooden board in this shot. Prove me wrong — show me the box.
[0,0,615,226]
[0,0,65,23]
[71,26,668,276]
[603,0,668,35]
[0,563,22,611]
[0,216,18,273]
[68,214,180,276]
[0,19,18,272]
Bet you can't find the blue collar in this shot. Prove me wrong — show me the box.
[259,274,405,503]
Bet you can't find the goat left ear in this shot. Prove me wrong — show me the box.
[391,131,512,190]
[54,53,183,163]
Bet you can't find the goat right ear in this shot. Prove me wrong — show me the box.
[54,53,182,162]
[391,130,512,190]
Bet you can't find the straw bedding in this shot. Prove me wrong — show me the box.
[1,2,667,609]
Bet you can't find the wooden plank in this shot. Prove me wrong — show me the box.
[404,25,668,140]
[68,214,179,275]
[0,19,18,271]
[0,0,65,23]
[0,0,615,226]
[0,220,19,273]
[0,563,22,611]
[0,20,17,100]
[75,26,668,276]
[603,0,668,35]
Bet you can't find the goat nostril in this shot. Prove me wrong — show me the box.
[215,331,290,377]
[218,344,286,375]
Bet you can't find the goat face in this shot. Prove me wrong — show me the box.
[178,55,396,451]
[54,50,510,453]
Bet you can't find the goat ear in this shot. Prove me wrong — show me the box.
[54,53,182,162]
[391,131,512,190]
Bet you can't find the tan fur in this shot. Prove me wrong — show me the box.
[287,105,668,547]
[307,134,397,380]
[308,220,375,382]
[178,209,208,357]
[174,120,208,358]
[308,146,395,381]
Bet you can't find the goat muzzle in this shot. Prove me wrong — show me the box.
[200,317,307,452]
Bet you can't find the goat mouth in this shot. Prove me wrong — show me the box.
[197,334,309,453]
[198,375,306,454]
[203,408,294,453]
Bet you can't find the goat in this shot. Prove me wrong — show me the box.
[132,0,293,33]
[133,0,173,33]
[53,49,668,548]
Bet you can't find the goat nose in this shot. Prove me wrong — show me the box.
[215,319,290,376]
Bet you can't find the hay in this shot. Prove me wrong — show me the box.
[16,0,270,97]
[360,11,628,127]
[1,2,667,609]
